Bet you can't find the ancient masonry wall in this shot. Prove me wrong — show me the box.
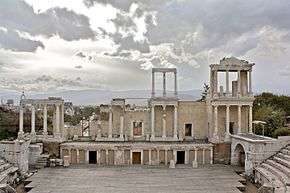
[60,142,214,166]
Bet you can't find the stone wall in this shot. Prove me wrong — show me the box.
[28,143,43,166]
[0,140,30,173]
[213,142,231,164]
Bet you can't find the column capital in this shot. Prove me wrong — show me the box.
[162,104,166,110]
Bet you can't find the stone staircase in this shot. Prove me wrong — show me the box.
[34,154,50,169]
[255,144,290,193]
[0,158,18,185]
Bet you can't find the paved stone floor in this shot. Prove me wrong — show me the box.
[26,165,245,193]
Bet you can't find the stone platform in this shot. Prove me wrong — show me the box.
[27,165,244,193]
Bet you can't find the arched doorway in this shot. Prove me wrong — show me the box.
[233,144,246,167]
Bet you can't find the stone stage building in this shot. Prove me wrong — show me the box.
[59,57,254,167]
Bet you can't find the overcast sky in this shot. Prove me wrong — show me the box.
[0,0,290,94]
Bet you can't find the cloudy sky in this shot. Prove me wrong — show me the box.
[1,0,290,95]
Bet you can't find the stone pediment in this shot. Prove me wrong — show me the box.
[220,57,250,66]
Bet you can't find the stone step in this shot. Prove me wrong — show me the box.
[0,163,11,173]
[0,166,18,183]
[272,157,290,171]
[277,153,290,162]
[255,166,285,192]
[262,162,290,186]
[281,149,290,155]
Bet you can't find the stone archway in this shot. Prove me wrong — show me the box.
[231,143,246,169]
[234,144,245,167]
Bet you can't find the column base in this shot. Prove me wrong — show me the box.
[42,131,48,137]
[224,134,231,142]
[150,135,155,140]
[162,135,166,139]
[173,134,178,139]
[192,161,198,168]
[30,132,36,142]
[18,131,24,139]
[211,133,220,143]
[54,132,62,139]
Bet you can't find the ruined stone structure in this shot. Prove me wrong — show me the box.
[1,57,289,192]
[60,57,256,167]
[18,97,65,141]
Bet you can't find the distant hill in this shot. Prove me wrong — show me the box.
[0,89,202,105]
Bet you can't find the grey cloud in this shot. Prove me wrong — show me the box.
[75,65,83,69]
[0,29,44,52]
[0,0,95,52]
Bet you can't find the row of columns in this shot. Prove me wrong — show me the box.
[212,70,253,97]
[151,104,178,139]
[152,71,178,98]
[18,103,63,138]
[63,147,213,165]
[213,104,253,141]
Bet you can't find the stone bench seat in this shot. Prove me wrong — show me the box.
[272,157,290,171]
[281,149,290,155]
[255,166,285,193]
[263,161,290,186]
[277,153,290,162]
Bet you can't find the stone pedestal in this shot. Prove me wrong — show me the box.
[192,161,198,168]
[169,160,175,169]
[63,156,70,167]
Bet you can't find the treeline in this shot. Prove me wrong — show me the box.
[253,92,290,138]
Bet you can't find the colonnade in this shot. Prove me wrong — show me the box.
[213,104,253,141]
[212,69,253,97]
[18,102,64,139]
[151,104,178,140]
[151,68,178,98]
[62,146,213,165]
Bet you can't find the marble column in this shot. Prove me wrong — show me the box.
[173,105,178,139]
[151,105,155,140]
[202,149,205,165]
[76,149,80,164]
[249,105,253,134]
[108,108,113,138]
[119,115,124,139]
[210,147,213,164]
[129,150,132,165]
[238,105,242,134]
[174,72,178,97]
[18,107,24,138]
[194,148,198,163]
[249,70,252,95]
[225,105,230,141]
[31,106,36,136]
[148,149,152,165]
[152,71,155,97]
[157,150,160,165]
[97,150,101,165]
[226,70,230,96]
[163,72,166,97]
[43,105,48,136]
[85,150,89,164]
[55,104,60,136]
[213,105,219,140]
[214,70,218,97]
[105,149,109,165]
[185,150,189,164]
[162,105,166,139]
[237,70,241,97]
[164,150,168,165]
[173,150,177,163]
